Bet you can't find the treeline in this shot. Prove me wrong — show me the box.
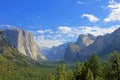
[49,51,120,80]
[0,51,120,80]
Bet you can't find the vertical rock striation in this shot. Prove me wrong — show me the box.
[2,28,46,60]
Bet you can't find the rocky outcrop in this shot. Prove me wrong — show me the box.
[76,34,96,48]
[40,47,51,56]
[64,43,80,62]
[2,28,46,60]
[45,43,69,61]
[64,34,96,62]
[76,27,120,61]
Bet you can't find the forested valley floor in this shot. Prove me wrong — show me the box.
[0,50,120,80]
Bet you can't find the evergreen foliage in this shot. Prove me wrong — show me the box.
[56,61,74,80]
[74,61,82,80]
[86,68,94,80]
[0,39,120,80]
[103,51,120,80]
[85,53,102,80]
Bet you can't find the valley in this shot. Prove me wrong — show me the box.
[0,0,120,79]
[0,28,120,80]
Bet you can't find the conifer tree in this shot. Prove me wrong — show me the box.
[74,61,82,80]
[67,70,75,80]
[85,53,102,80]
[86,68,94,80]
[56,61,68,80]
[49,73,55,80]
[103,51,120,80]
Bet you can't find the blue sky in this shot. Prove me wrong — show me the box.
[0,0,120,48]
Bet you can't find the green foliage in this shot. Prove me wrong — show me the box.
[85,53,102,80]
[49,73,55,80]
[0,37,120,80]
[56,61,74,80]
[74,61,82,80]
[86,68,94,80]
[103,51,120,80]
[0,41,56,80]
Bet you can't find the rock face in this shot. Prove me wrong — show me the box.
[76,27,120,61]
[76,34,96,48]
[46,43,69,61]
[64,34,96,62]
[40,47,51,56]
[2,28,46,60]
[64,43,80,62]
[0,30,8,50]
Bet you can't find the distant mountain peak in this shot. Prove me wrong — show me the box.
[76,34,96,48]
[76,27,120,61]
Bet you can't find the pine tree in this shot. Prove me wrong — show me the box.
[103,51,120,80]
[86,68,94,80]
[85,53,102,80]
[74,61,82,80]
[49,73,55,80]
[56,61,68,80]
[67,70,75,80]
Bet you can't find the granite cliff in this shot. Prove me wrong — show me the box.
[2,28,46,60]
[45,43,69,61]
[64,34,96,62]
[76,27,120,61]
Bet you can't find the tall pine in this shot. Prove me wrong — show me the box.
[85,53,102,80]
[74,61,82,80]
[103,51,120,80]
[56,61,74,80]
[86,68,94,80]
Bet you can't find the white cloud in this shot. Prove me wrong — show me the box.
[58,26,72,33]
[37,30,45,34]
[37,29,53,34]
[44,29,54,34]
[35,36,63,48]
[35,25,119,48]
[1,24,119,48]
[77,1,84,4]
[82,14,100,22]
[39,40,63,48]
[104,0,120,22]
[76,26,119,36]
[0,24,15,28]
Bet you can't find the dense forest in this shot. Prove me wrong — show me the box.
[0,50,120,80]
[50,51,120,80]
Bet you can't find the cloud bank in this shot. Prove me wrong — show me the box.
[35,25,119,48]
[104,0,120,22]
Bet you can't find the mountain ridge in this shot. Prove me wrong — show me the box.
[76,27,120,61]
[2,28,46,60]
[64,34,96,62]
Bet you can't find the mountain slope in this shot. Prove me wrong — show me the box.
[64,43,80,62]
[0,30,35,66]
[46,43,69,61]
[77,27,120,61]
[0,31,54,80]
[76,34,96,48]
[64,34,96,62]
[2,28,46,60]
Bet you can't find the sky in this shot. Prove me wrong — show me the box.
[0,0,120,48]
